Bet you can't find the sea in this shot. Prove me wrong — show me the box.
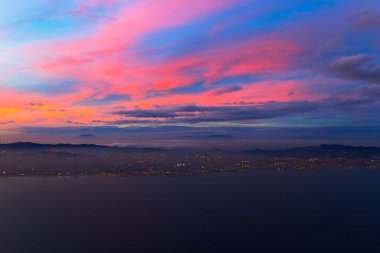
[0,170,379,253]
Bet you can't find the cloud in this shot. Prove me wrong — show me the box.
[26,102,44,107]
[329,55,380,84]
[13,79,79,96]
[113,109,176,118]
[111,101,325,124]
[67,120,86,125]
[210,85,242,96]
[354,11,380,31]
[359,85,380,98]
[0,121,15,125]
[78,133,96,138]
[2,0,380,141]
[78,94,130,105]
[110,94,380,125]
[180,133,233,139]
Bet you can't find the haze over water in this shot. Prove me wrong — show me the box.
[1,170,379,253]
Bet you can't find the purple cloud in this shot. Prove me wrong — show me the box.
[329,55,380,84]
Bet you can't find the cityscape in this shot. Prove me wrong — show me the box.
[1,143,379,177]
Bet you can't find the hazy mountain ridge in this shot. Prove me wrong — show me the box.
[1,142,380,156]
[0,142,163,152]
[245,144,380,158]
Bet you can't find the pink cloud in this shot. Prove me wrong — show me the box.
[3,0,343,129]
[29,0,249,93]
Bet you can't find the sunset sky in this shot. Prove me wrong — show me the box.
[0,0,379,147]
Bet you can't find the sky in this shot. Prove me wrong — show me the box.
[0,0,379,148]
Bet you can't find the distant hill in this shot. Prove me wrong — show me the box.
[0,142,379,157]
[0,142,163,152]
[0,142,104,149]
[244,144,380,158]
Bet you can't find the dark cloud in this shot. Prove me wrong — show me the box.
[110,119,157,125]
[168,103,315,123]
[359,85,380,98]
[112,96,378,125]
[78,134,96,138]
[22,126,127,135]
[67,120,86,125]
[115,104,214,117]
[354,11,380,31]
[113,102,314,123]
[329,55,380,84]
[180,134,233,139]
[114,110,176,118]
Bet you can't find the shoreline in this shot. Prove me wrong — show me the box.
[0,167,378,179]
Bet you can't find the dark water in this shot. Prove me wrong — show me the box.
[0,170,380,253]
